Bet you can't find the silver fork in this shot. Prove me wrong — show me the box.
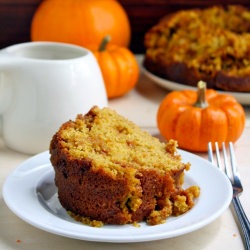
[208,142,250,249]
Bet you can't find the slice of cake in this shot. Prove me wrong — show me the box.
[50,106,199,226]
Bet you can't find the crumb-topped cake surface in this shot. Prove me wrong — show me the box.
[144,5,250,92]
[50,106,199,226]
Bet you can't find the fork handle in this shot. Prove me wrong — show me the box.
[232,196,250,249]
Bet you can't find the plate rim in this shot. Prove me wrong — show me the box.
[142,64,250,105]
[2,150,232,243]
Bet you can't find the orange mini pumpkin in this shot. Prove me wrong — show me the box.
[31,0,131,50]
[92,36,139,98]
[157,81,245,152]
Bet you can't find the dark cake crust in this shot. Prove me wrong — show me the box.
[144,58,216,89]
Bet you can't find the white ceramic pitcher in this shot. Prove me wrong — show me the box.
[0,42,108,154]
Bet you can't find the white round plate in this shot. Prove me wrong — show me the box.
[142,66,250,105]
[3,150,232,243]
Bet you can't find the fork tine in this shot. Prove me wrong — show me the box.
[229,142,238,183]
[222,142,231,178]
[207,142,214,165]
[215,142,223,171]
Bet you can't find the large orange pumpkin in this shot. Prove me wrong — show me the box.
[31,0,131,50]
[92,36,139,98]
[157,81,245,152]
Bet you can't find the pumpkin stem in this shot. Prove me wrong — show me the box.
[99,35,111,52]
[193,81,208,108]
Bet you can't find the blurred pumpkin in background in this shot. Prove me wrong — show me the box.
[31,0,131,50]
[92,36,139,98]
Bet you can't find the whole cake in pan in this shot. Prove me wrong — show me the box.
[144,5,250,92]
